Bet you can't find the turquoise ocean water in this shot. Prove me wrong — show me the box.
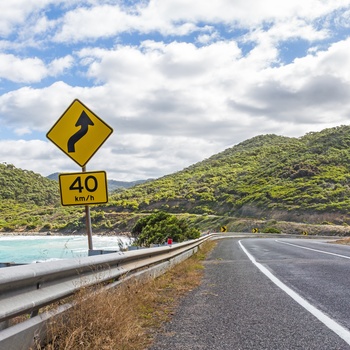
[0,235,132,264]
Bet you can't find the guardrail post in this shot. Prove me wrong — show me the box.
[31,310,39,318]
[0,320,9,331]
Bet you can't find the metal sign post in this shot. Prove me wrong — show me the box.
[83,166,93,251]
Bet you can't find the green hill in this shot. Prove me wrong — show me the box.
[2,125,350,234]
[0,163,59,206]
[109,125,350,224]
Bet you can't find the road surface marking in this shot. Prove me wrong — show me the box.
[277,240,350,260]
[239,240,350,346]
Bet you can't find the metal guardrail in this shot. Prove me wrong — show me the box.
[0,234,214,349]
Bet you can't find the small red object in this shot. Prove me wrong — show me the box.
[167,238,173,246]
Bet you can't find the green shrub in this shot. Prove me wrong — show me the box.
[2,225,16,232]
[42,223,52,230]
[132,211,201,247]
[262,227,281,234]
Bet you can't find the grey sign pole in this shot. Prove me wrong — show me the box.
[82,166,93,251]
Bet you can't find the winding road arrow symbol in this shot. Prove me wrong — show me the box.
[67,110,94,153]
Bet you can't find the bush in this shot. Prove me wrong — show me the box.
[132,211,201,247]
[262,227,281,234]
[42,223,52,230]
[2,225,15,232]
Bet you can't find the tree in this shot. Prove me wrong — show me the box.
[132,211,201,247]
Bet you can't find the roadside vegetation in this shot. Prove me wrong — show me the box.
[132,211,201,247]
[35,240,216,350]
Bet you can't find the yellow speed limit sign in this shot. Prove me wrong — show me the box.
[59,171,108,206]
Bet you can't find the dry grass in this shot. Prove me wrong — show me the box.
[332,237,350,245]
[36,241,216,350]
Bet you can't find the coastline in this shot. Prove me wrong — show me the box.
[0,231,62,237]
[0,234,134,264]
[0,230,133,237]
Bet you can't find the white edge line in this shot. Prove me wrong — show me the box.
[238,240,350,345]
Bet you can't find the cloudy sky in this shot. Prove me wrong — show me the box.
[1,1,350,181]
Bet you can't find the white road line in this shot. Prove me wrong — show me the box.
[276,240,350,260]
[239,240,350,346]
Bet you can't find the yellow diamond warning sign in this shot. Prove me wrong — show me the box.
[47,99,113,167]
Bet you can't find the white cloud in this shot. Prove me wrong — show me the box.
[246,18,329,46]
[14,127,32,136]
[0,54,74,83]
[334,8,350,27]
[0,82,80,129]
[54,5,131,42]
[0,54,47,83]
[263,38,350,90]
[196,31,220,45]
[0,139,51,169]
[30,15,56,36]
[51,1,350,43]
[0,0,54,36]
[138,0,350,29]
[48,55,74,76]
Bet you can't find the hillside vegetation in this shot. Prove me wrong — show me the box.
[0,163,59,205]
[109,125,350,224]
[0,163,83,232]
[2,125,350,234]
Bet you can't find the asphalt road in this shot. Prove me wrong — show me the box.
[150,237,350,350]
